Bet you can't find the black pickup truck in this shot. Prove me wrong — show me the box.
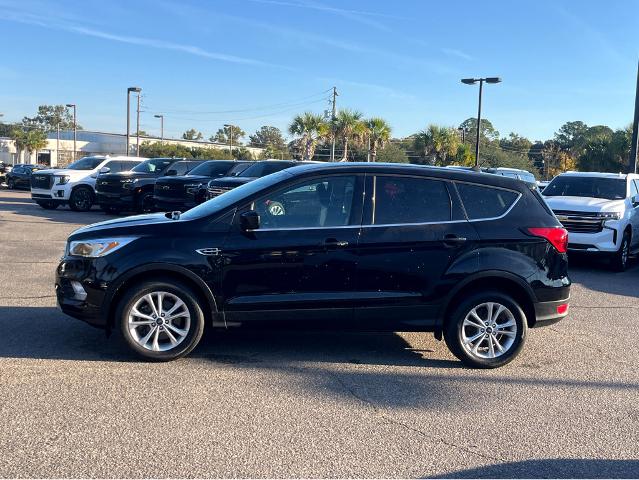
[96,158,202,213]
[154,160,251,212]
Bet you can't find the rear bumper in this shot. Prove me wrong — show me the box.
[532,298,570,327]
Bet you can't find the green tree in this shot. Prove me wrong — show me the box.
[365,117,392,162]
[376,143,408,163]
[182,129,203,141]
[250,126,289,159]
[22,104,80,132]
[139,141,234,160]
[211,125,245,145]
[499,132,532,153]
[554,121,589,151]
[414,125,460,165]
[334,109,366,161]
[11,127,48,160]
[458,117,500,143]
[289,112,329,161]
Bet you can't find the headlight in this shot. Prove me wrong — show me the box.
[67,237,138,258]
[121,178,137,189]
[55,175,71,185]
[185,183,202,193]
[600,212,622,220]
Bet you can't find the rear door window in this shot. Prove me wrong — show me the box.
[104,161,122,173]
[373,176,451,225]
[456,183,519,220]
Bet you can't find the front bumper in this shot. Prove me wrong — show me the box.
[566,222,622,253]
[31,186,71,202]
[56,257,108,328]
[96,191,136,209]
[154,195,197,212]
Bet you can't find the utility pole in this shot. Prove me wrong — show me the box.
[66,104,77,161]
[224,124,234,158]
[330,86,338,162]
[630,60,639,174]
[56,122,60,166]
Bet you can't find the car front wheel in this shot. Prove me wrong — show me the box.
[116,280,205,361]
[611,231,630,272]
[7,178,15,189]
[69,186,94,211]
[444,291,527,369]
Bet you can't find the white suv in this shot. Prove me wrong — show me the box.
[31,155,143,211]
[542,172,639,271]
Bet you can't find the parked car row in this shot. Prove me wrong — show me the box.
[5,164,48,189]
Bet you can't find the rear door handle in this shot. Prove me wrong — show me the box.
[323,238,349,248]
[443,234,467,247]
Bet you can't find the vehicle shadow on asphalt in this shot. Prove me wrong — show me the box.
[0,192,36,204]
[430,458,639,478]
[568,254,639,299]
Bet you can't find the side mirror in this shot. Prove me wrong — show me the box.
[633,194,639,207]
[165,169,177,176]
[99,166,111,174]
[240,210,260,231]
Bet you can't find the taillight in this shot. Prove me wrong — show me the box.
[527,227,568,253]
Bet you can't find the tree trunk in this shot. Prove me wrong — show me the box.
[370,141,377,163]
[342,137,349,161]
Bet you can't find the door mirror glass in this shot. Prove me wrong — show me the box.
[633,194,639,207]
[240,210,260,231]
[165,169,177,176]
[99,166,111,174]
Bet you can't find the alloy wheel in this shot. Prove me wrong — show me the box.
[127,291,191,352]
[461,302,517,359]
[74,189,92,210]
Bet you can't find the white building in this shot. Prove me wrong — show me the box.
[0,130,264,166]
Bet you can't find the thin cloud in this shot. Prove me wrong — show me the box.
[320,78,416,101]
[441,48,473,61]
[0,3,286,69]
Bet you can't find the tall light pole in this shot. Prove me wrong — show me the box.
[224,124,234,158]
[461,77,501,169]
[126,87,141,156]
[65,104,77,161]
[154,114,164,144]
[630,60,639,174]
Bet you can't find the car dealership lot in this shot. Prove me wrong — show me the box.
[1,189,638,478]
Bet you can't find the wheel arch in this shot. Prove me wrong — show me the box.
[439,271,537,332]
[104,263,219,332]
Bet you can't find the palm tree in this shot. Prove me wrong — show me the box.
[288,112,329,161]
[365,118,392,162]
[334,109,365,161]
[416,125,460,165]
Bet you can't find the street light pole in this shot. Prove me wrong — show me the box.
[330,86,338,162]
[136,92,141,157]
[630,60,639,174]
[65,104,76,161]
[126,87,141,156]
[154,114,164,143]
[224,124,233,158]
[461,77,501,169]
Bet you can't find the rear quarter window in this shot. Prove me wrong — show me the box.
[456,183,519,220]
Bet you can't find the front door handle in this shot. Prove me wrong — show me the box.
[323,238,349,248]
[443,234,467,247]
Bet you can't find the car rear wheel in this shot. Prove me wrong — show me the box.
[444,291,527,368]
[7,178,15,189]
[137,192,154,213]
[117,280,205,361]
[69,186,94,211]
[36,200,59,210]
[610,231,630,272]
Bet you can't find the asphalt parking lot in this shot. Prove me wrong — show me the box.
[1,188,638,478]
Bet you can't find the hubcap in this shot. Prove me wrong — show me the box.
[127,291,191,352]
[461,302,517,359]
[268,203,285,216]
[75,190,90,209]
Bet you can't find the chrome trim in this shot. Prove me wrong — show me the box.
[467,192,522,223]
[248,225,359,232]
[196,247,221,256]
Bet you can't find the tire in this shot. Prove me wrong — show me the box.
[444,291,527,369]
[36,200,59,210]
[136,192,155,213]
[69,186,94,212]
[116,280,205,361]
[610,231,630,272]
[7,178,15,189]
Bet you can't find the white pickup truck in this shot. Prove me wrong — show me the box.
[542,171,639,271]
[30,155,143,211]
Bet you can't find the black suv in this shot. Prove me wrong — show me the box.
[154,160,251,212]
[57,163,570,368]
[206,160,302,200]
[96,158,202,213]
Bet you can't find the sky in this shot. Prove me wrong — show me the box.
[0,0,637,143]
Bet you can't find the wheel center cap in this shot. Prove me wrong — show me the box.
[156,318,164,326]
[486,326,493,334]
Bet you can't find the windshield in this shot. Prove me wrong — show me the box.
[240,161,295,178]
[132,158,174,174]
[542,176,626,200]
[188,161,235,177]
[180,170,292,220]
[66,156,104,170]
